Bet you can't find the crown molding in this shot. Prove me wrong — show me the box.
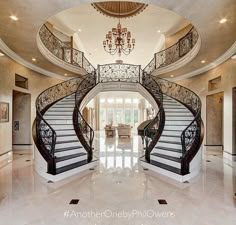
[0,39,66,80]
[173,41,236,81]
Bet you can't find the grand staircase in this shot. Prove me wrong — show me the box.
[33,25,203,182]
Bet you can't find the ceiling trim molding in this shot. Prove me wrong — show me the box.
[0,39,65,80]
[153,35,201,75]
[172,41,236,81]
[36,32,87,76]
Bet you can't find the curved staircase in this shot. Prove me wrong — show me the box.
[33,25,203,182]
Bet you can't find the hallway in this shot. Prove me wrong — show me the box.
[0,132,235,225]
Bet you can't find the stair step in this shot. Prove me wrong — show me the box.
[155,146,182,153]
[55,145,83,153]
[159,140,181,145]
[56,140,78,145]
[150,160,181,174]
[56,160,88,174]
[151,153,181,162]
[55,152,87,162]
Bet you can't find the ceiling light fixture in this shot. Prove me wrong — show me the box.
[201,60,206,63]
[78,28,82,32]
[231,54,236,60]
[219,18,227,24]
[10,15,18,21]
[103,1,135,56]
[64,73,67,76]
[0,52,5,57]
[32,58,36,62]
[170,75,174,78]
[157,30,161,33]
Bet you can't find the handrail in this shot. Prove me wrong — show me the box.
[144,26,199,74]
[39,25,96,74]
[152,76,203,174]
[73,72,97,162]
[35,77,83,174]
[142,73,165,162]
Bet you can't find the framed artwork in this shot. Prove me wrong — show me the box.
[0,102,9,122]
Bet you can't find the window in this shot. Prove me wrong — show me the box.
[125,98,132,104]
[15,74,28,89]
[133,98,139,104]
[115,109,123,124]
[100,98,105,103]
[124,109,131,124]
[116,98,123,104]
[107,98,114,104]
[100,109,106,128]
[107,109,113,124]
[134,109,138,124]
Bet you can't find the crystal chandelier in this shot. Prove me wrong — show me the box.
[103,1,135,56]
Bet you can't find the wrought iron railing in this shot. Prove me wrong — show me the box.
[152,76,203,174]
[144,27,199,74]
[142,73,165,162]
[35,77,83,174]
[98,63,142,83]
[39,25,96,74]
[73,73,97,162]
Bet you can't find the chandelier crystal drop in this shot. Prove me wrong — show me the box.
[103,1,135,56]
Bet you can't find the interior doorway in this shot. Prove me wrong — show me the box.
[206,92,224,151]
[12,90,31,151]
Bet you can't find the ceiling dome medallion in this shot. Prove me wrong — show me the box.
[91,1,148,18]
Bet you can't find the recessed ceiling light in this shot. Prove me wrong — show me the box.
[170,75,174,78]
[219,18,227,24]
[78,28,82,32]
[157,30,161,33]
[32,58,36,62]
[10,15,18,21]
[0,52,5,57]
[64,73,67,76]
[201,60,206,63]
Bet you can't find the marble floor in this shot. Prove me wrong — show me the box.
[0,132,236,225]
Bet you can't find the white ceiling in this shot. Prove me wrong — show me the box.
[48,3,190,68]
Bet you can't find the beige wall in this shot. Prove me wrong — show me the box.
[176,58,236,157]
[0,55,62,155]
[165,24,192,48]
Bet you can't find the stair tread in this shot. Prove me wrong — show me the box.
[159,140,181,145]
[151,153,182,162]
[150,160,181,174]
[56,140,79,144]
[161,134,180,138]
[55,145,83,152]
[56,160,88,174]
[57,134,76,137]
[55,152,87,162]
[155,146,182,153]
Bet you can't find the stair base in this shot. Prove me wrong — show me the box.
[140,156,199,183]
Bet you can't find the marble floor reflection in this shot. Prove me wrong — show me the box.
[0,132,236,225]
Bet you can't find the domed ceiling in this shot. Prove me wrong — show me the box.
[91,1,148,18]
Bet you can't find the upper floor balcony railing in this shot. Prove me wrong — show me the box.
[143,27,200,74]
[38,25,96,74]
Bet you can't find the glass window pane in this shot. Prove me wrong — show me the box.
[107,98,114,104]
[125,98,131,104]
[125,109,131,124]
[116,98,123,104]
[134,109,138,123]
[115,109,123,124]
[107,109,113,124]
[100,98,105,103]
